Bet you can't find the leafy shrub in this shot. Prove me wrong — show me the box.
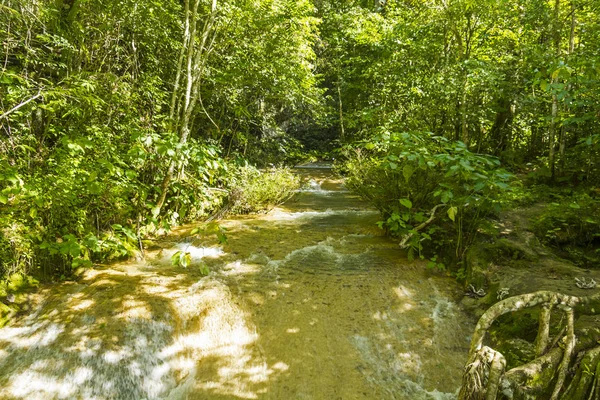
[339,131,513,265]
[227,165,300,214]
[0,131,227,281]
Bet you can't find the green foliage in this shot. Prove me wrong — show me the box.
[171,251,192,269]
[532,193,600,268]
[227,165,300,214]
[2,0,599,285]
[340,131,514,263]
[315,0,600,185]
[0,0,321,283]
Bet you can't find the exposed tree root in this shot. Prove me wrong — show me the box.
[460,346,505,400]
[459,290,600,400]
[561,346,600,400]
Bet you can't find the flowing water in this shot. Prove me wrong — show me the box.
[0,165,475,399]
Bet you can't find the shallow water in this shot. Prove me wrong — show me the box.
[0,165,474,399]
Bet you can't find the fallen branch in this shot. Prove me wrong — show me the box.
[399,203,445,248]
[0,90,43,120]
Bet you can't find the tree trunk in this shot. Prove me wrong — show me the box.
[156,0,218,214]
[549,95,558,178]
[460,88,469,145]
[490,97,513,155]
[169,0,190,123]
[559,1,577,177]
[548,0,561,179]
[337,80,345,140]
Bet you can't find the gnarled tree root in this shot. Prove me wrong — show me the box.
[561,346,600,400]
[459,290,600,400]
[460,346,506,400]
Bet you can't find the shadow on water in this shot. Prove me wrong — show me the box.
[0,166,475,399]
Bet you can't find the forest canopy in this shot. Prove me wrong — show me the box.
[1,0,599,282]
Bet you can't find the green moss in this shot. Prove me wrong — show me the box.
[5,273,38,292]
[0,273,39,327]
[0,302,13,328]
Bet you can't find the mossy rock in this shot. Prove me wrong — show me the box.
[4,273,39,292]
[465,238,541,290]
[492,238,539,262]
[0,302,14,328]
[465,244,493,289]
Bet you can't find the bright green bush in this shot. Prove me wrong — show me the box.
[227,165,300,214]
[0,131,227,281]
[339,131,514,265]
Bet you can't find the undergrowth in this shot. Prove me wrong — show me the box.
[227,165,300,214]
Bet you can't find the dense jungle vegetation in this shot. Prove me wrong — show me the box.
[1,0,599,293]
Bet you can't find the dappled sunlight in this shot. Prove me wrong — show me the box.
[392,285,417,314]
[0,321,64,349]
[0,264,185,399]
[119,297,153,319]
[394,285,414,299]
[222,261,264,277]
[156,280,286,399]
[69,298,95,311]
[0,166,475,399]
[8,367,93,400]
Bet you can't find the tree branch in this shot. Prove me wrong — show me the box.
[399,203,445,248]
[0,90,42,120]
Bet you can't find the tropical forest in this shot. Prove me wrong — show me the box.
[1,0,600,399]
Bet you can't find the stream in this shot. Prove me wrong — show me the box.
[0,164,475,399]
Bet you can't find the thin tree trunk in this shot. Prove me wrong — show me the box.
[337,80,345,140]
[156,0,218,214]
[569,1,576,54]
[451,22,469,146]
[548,0,561,179]
[156,0,200,213]
[460,87,468,145]
[559,1,577,176]
[549,96,558,178]
[169,0,190,122]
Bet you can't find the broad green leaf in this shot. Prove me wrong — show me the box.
[399,198,412,209]
[87,182,102,194]
[121,227,137,241]
[171,251,182,266]
[447,206,458,222]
